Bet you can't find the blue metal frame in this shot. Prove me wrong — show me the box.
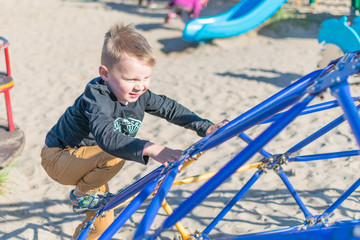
[76,51,360,240]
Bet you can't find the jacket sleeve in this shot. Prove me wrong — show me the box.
[144,90,213,137]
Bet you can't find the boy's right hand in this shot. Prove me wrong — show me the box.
[143,142,183,167]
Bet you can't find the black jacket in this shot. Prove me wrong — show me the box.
[45,77,213,164]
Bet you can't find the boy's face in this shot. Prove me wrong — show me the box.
[100,55,152,105]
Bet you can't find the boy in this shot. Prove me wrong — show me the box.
[40,23,227,239]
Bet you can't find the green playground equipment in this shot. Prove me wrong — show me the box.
[318,0,360,63]
[352,0,360,15]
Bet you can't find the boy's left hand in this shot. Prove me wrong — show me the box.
[205,119,229,136]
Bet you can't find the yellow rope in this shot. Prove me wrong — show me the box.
[161,199,191,239]
[178,152,205,172]
[114,161,263,210]
[114,195,136,209]
[173,162,263,185]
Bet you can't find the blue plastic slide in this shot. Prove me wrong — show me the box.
[318,16,360,53]
[182,0,287,43]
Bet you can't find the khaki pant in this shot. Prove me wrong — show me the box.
[40,145,126,239]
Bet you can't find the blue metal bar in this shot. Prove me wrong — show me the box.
[216,220,360,240]
[331,81,360,147]
[201,170,264,238]
[98,178,160,240]
[102,166,164,212]
[191,69,323,155]
[151,95,315,237]
[262,99,343,124]
[133,166,179,240]
[277,167,313,219]
[286,103,360,155]
[76,224,92,240]
[238,133,272,158]
[289,150,360,162]
[335,219,360,226]
[286,115,345,155]
[299,97,359,115]
[76,210,101,240]
[216,226,300,240]
[318,178,360,220]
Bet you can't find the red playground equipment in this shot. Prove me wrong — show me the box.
[0,37,14,132]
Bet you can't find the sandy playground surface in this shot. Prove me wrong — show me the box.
[1,0,360,239]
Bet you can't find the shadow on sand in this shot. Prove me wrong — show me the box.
[216,68,302,88]
[2,184,357,239]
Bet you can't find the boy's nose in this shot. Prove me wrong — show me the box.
[134,82,144,91]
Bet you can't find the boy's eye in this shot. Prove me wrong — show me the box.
[124,77,150,82]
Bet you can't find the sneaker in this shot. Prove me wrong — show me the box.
[69,190,115,214]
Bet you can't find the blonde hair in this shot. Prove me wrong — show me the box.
[101,23,156,69]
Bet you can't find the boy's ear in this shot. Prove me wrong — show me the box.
[99,65,109,81]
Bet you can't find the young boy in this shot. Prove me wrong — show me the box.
[40,23,227,239]
[165,0,208,23]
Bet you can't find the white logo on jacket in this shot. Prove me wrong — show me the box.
[113,117,141,137]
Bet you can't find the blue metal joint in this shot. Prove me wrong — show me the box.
[196,232,210,240]
[260,154,289,173]
[307,53,360,94]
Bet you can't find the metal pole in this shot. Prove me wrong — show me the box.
[290,150,360,162]
[133,167,179,240]
[331,81,360,147]
[277,167,313,219]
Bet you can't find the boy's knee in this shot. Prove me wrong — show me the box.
[99,156,126,169]
[40,146,66,183]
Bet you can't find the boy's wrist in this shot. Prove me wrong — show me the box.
[143,141,155,158]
